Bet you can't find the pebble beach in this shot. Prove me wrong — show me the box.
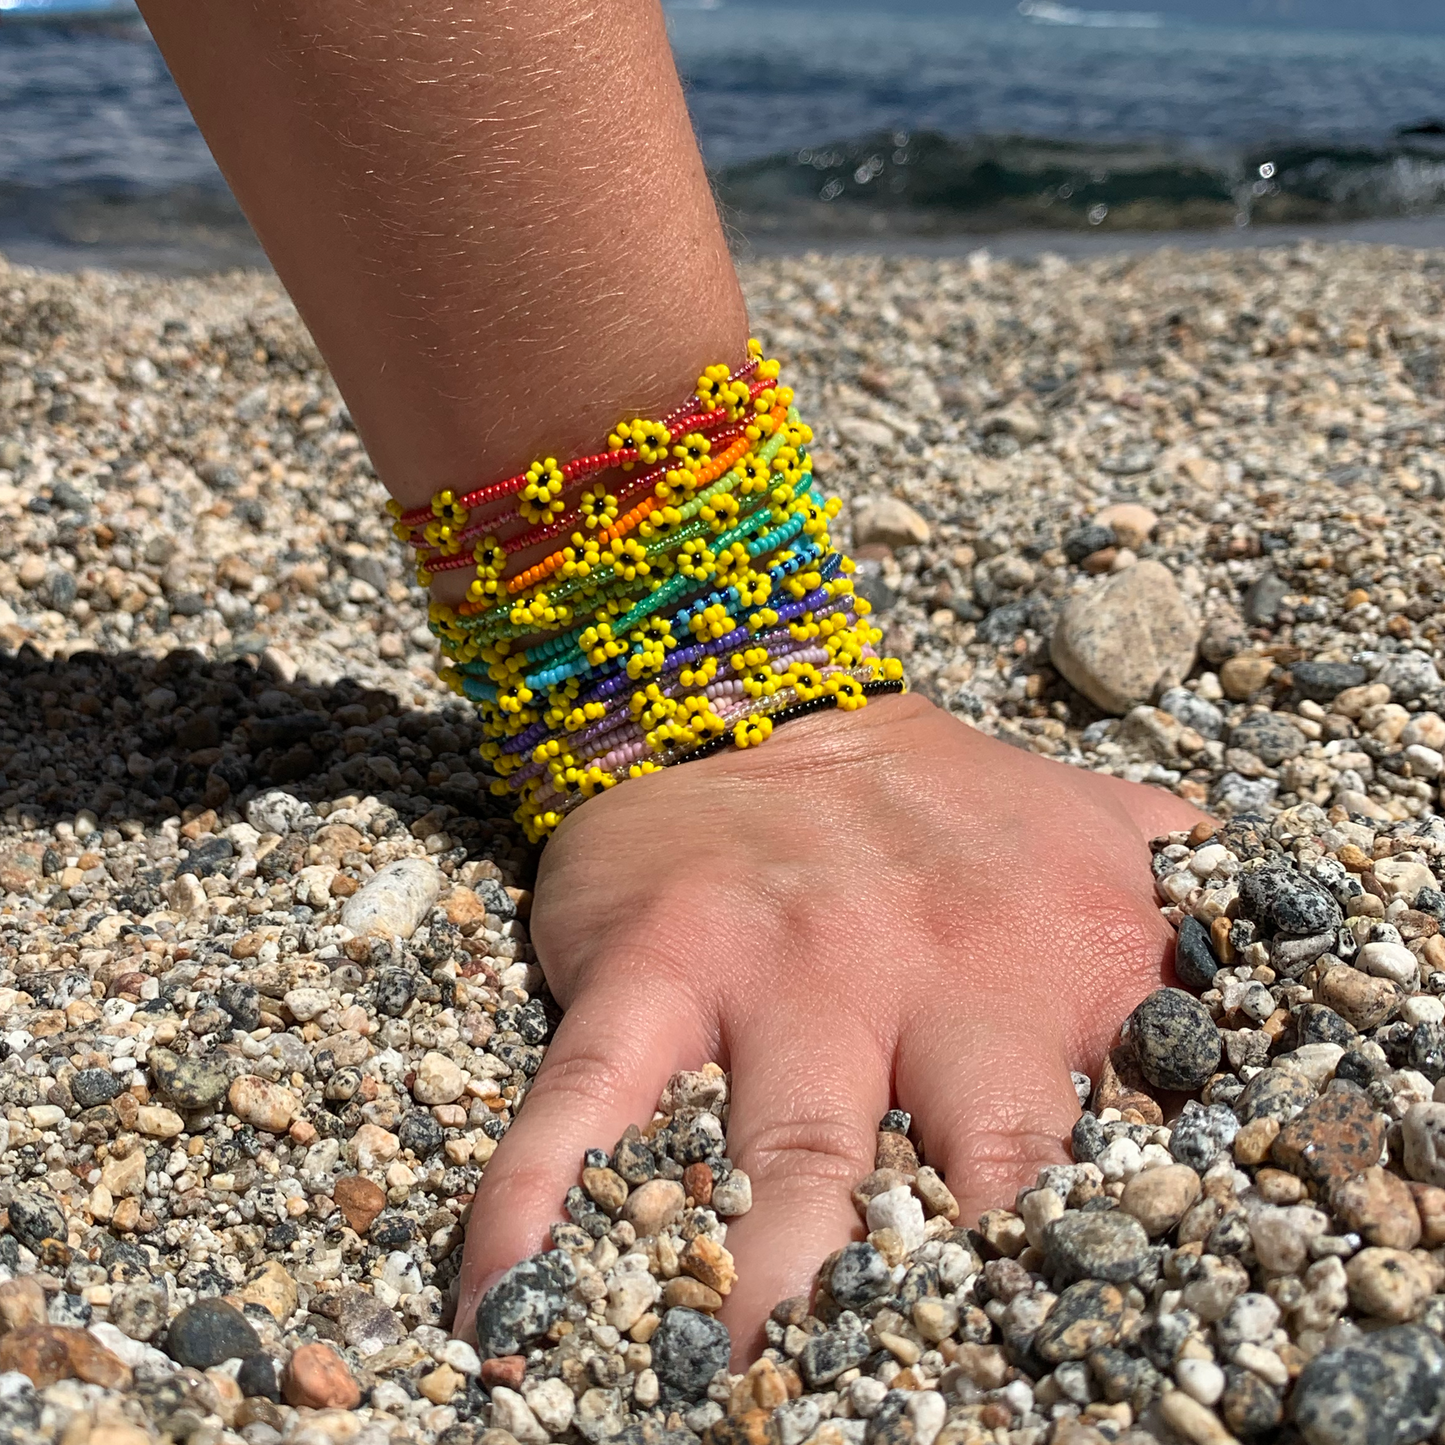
[4,240,1445,1445]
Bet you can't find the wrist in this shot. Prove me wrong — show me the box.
[388,341,907,840]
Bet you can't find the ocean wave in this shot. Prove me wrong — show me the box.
[713,128,1445,234]
[1017,1,1164,29]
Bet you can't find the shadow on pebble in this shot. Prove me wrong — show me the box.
[0,640,532,869]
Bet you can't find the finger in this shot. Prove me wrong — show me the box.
[719,1009,890,1362]
[454,982,707,1346]
[1082,767,1213,842]
[898,1008,1079,1234]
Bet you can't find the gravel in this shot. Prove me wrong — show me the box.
[6,239,1445,1444]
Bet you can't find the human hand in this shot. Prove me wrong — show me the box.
[455,692,1206,1359]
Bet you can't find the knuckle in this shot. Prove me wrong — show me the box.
[736,1111,874,1190]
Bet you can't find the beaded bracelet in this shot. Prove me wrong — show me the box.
[397,340,904,841]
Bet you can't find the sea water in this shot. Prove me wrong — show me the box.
[1,3,1444,266]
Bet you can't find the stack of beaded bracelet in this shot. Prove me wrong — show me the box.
[390,339,904,842]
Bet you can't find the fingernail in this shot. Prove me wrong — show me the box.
[452,1268,504,1344]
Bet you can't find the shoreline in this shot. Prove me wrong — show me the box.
[2,212,1445,277]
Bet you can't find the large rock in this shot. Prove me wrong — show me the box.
[340,858,442,940]
[1292,1324,1445,1445]
[852,496,930,551]
[1049,561,1200,714]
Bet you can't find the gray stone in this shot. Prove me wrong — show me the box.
[6,1191,66,1253]
[245,790,314,835]
[336,1288,403,1351]
[799,1322,873,1389]
[1043,1210,1151,1283]
[1211,772,1279,814]
[1293,661,1368,703]
[650,1307,731,1404]
[341,858,443,940]
[1239,864,1343,937]
[1230,712,1307,765]
[1174,915,1221,991]
[1125,988,1222,1091]
[1168,1102,1240,1172]
[1292,1324,1445,1445]
[1243,572,1290,626]
[476,1250,577,1357]
[148,1048,230,1111]
[1235,1068,1316,1125]
[165,1299,261,1369]
[1158,687,1224,740]
[70,1068,122,1110]
[829,1242,891,1309]
[1049,560,1201,715]
[1379,652,1442,703]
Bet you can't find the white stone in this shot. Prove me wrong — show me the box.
[866,1185,926,1252]
[905,1391,946,1445]
[1189,844,1232,878]
[1406,744,1444,779]
[489,1387,548,1445]
[1273,1043,1344,1087]
[381,1250,422,1296]
[1404,995,1445,1027]
[524,1377,576,1435]
[87,1322,148,1367]
[1175,1358,1225,1406]
[710,1169,753,1216]
[1097,1137,1145,1182]
[604,1270,658,1332]
[26,1105,65,1128]
[1403,1102,1445,1185]
[1217,1292,1279,1347]
[1373,858,1437,904]
[341,858,442,939]
[412,1052,466,1106]
[1358,941,1420,988]
[849,1378,888,1417]
[247,790,314,834]
[284,987,332,1022]
[776,1399,821,1445]
[439,1340,480,1375]
[292,865,339,910]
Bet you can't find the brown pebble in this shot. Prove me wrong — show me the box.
[1254,1168,1306,1205]
[681,1235,737,1296]
[1272,1087,1388,1200]
[875,1130,919,1174]
[480,1355,527,1390]
[703,1407,777,1445]
[1233,1116,1280,1166]
[0,1277,48,1334]
[1091,1048,1163,1126]
[675,1161,712,1207]
[582,1166,630,1213]
[663,1277,724,1312]
[0,1326,132,1391]
[282,1342,359,1409]
[1188,820,1220,846]
[1334,1167,1423,1249]
[1409,1183,1445,1247]
[914,1165,960,1221]
[332,1175,386,1234]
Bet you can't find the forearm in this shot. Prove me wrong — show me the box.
[137,0,748,522]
